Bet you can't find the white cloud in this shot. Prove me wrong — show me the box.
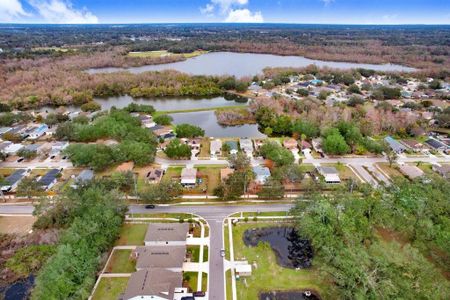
[29,0,98,23]
[225,8,263,23]
[201,0,263,22]
[210,0,248,13]
[0,0,30,22]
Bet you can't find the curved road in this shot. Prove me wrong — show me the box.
[1,203,294,300]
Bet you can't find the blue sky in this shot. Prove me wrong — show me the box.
[1,0,449,24]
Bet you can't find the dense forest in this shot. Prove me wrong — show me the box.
[292,177,450,299]
[1,24,449,70]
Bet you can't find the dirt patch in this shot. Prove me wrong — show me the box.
[375,227,409,247]
[0,217,36,235]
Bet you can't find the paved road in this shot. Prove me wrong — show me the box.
[1,203,293,300]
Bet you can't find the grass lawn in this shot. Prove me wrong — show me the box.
[299,164,315,173]
[323,163,361,182]
[0,168,16,176]
[225,270,232,300]
[115,223,147,246]
[105,250,136,273]
[183,272,198,292]
[163,166,182,181]
[230,211,290,218]
[197,167,220,194]
[232,222,331,300]
[187,245,209,262]
[376,163,404,179]
[92,277,129,300]
[199,138,210,158]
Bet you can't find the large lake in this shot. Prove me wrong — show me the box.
[169,110,266,138]
[39,95,247,112]
[88,52,416,77]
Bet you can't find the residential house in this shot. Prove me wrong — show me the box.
[50,141,69,156]
[317,166,341,184]
[283,138,298,151]
[0,127,12,136]
[180,167,197,187]
[399,165,424,179]
[152,126,175,140]
[37,169,60,190]
[384,136,407,154]
[139,115,156,128]
[425,138,448,151]
[235,261,252,277]
[120,268,185,300]
[224,141,238,155]
[146,168,164,184]
[210,139,222,157]
[400,140,424,152]
[134,246,186,272]
[220,168,234,182]
[4,143,23,155]
[239,138,253,157]
[71,169,94,188]
[28,124,49,140]
[1,169,28,192]
[432,164,450,179]
[144,223,189,246]
[300,140,312,150]
[253,139,265,152]
[253,166,271,184]
[116,161,134,173]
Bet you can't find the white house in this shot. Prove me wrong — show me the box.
[210,139,222,157]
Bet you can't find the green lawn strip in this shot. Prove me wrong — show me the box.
[105,249,136,273]
[376,162,404,179]
[203,246,209,262]
[91,277,129,300]
[183,272,198,292]
[225,270,232,300]
[230,211,289,218]
[202,273,208,292]
[114,223,147,246]
[187,245,201,262]
[127,212,195,219]
[223,222,230,261]
[153,104,245,116]
[232,222,328,300]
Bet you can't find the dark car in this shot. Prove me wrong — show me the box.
[145,204,155,209]
[17,157,24,163]
[193,291,206,297]
[180,297,195,300]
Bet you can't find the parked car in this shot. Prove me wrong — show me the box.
[180,297,195,300]
[145,204,155,209]
[220,249,225,257]
[193,291,206,297]
[17,157,24,163]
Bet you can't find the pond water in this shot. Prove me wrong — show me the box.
[260,291,320,300]
[39,94,248,113]
[169,110,266,138]
[243,226,313,269]
[0,275,34,300]
[87,52,416,77]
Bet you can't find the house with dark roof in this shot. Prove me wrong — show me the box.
[144,223,189,246]
[120,268,186,300]
[1,169,28,192]
[425,138,448,151]
[134,246,186,271]
[37,169,60,190]
[401,140,424,152]
[71,169,94,188]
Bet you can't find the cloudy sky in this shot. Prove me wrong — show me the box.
[0,0,449,24]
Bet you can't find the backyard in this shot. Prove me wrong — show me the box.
[230,222,331,300]
[91,277,129,300]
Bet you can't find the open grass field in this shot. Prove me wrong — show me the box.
[114,223,147,246]
[128,50,208,58]
[231,222,331,300]
[92,277,129,300]
[376,162,404,179]
[105,249,136,273]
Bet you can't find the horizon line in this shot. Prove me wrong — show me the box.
[1,22,449,26]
